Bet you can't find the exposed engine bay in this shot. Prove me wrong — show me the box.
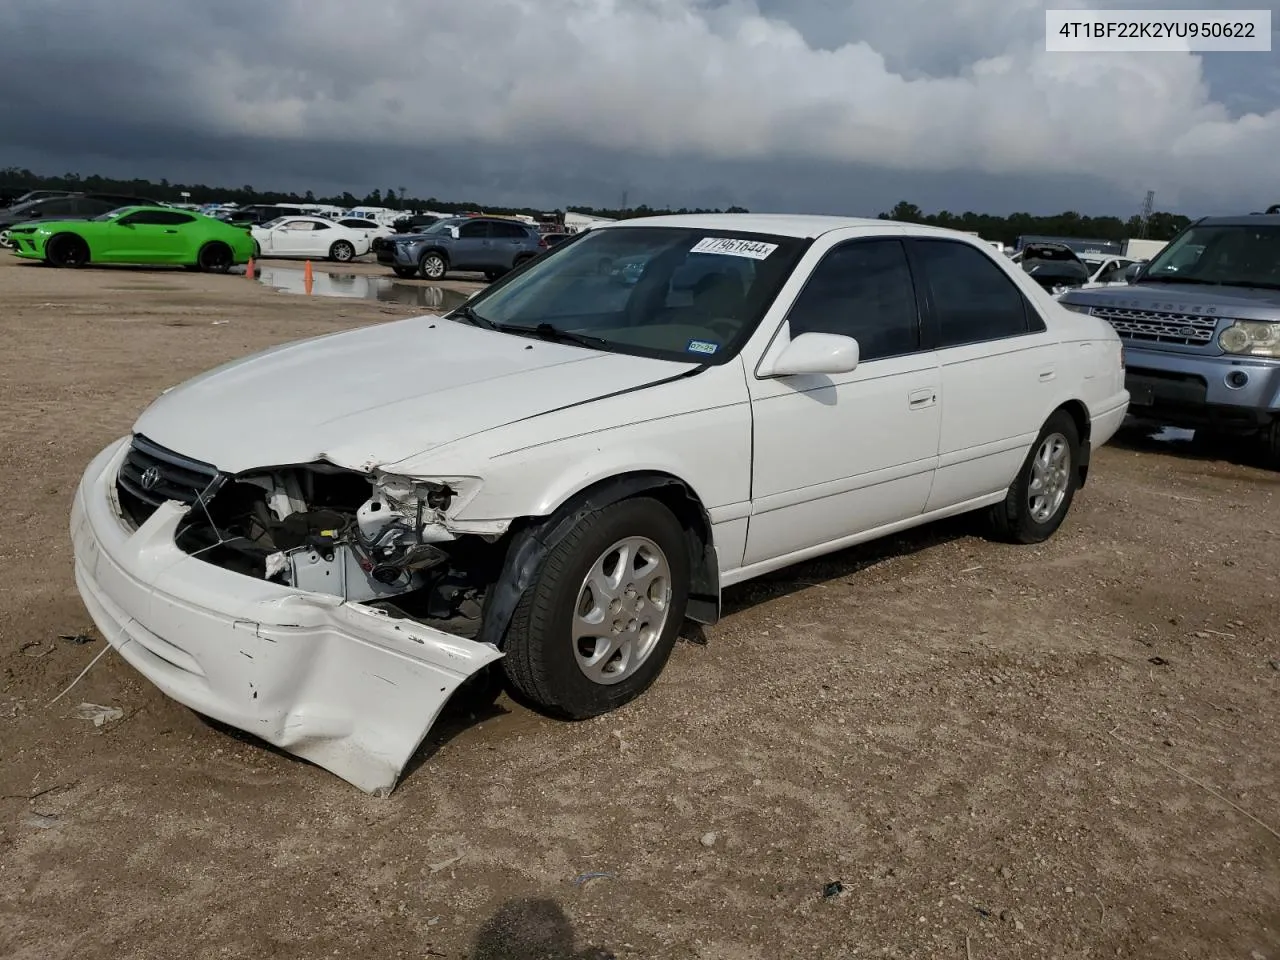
[166,466,509,638]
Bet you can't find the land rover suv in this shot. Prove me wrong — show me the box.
[1059,214,1280,464]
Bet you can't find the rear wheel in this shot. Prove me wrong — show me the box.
[502,497,690,719]
[419,251,447,280]
[329,240,355,263]
[46,234,89,268]
[197,242,233,273]
[987,410,1081,544]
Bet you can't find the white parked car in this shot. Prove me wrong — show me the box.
[250,215,372,262]
[336,217,396,241]
[71,215,1129,794]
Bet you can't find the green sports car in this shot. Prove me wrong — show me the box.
[8,205,256,272]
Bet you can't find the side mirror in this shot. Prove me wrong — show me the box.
[1124,262,1144,283]
[763,332,860,377]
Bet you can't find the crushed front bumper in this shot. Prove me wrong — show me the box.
[70,438,503,795]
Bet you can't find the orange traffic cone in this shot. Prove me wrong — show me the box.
[246,257,255,280]
[303,259,313,295]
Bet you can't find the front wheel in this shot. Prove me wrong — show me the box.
[502,497,690,719]
[1262,417,1280,470]
[987,410,1080,544]
[46,234,89,268]
[419,252,447,280]
[392,266,417,279]
[329,240,355,263]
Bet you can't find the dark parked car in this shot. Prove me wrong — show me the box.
[1012,241,1090,294]
[220,204,310,226]
[541,232,570,248]
[392,213,442,234]
[0,192,162,237]
[375,216,545,280]
[2,189,74,206]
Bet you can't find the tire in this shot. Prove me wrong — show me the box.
[46,234,89,268]
[197,242,233,273]
[0,231,12,249]
[1262,417,1280,470]
[419,251,447,280]
[329,240,355,263]
[483,269,501,282]
[252,240,261,258]
[502,497,690,719]
[392,266,417,280]
[987,410,1081,544]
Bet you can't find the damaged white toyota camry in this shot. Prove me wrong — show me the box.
[71,214,1129,794]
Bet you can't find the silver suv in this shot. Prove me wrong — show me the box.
[1059,214,1280,464]
[374,216,545,281]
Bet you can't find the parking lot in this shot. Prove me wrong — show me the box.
[1,254,1277,960]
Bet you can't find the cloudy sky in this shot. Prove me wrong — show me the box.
[1,0,1277,217]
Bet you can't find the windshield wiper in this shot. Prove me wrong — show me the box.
[498,322,611,350]
[447,303,498,330]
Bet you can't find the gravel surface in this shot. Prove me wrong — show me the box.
[1,255,1277,960]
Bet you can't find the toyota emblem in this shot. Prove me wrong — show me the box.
[139,465,162,491]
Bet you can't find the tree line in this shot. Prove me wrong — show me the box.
[877,200,1192,247]
[1,167,1194,242]
[0,168,747,222]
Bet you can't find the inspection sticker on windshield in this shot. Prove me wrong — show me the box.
[690,237,778,260]
[686,339,719,355]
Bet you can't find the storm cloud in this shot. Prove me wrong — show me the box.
[1,0,1277,215]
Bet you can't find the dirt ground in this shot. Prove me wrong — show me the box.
[1,254,1277,960]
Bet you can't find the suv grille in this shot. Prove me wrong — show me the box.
[1089,305,1219,346]
[115,434,221,527]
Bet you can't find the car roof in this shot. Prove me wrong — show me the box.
[264,214,331,223]
[594,213,976,240]
[1200,214,1280,226]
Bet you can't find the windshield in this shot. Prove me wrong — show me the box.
[421,217,468,235]
[1140,224,1280,288]
[91,207,131,222]
[260,216,287,229]
[458,226,809,363]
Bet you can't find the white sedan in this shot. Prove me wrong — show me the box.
[70,214,1129,794]
[250,215,372,262]
[336,216,396,241]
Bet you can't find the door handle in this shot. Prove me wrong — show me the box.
[1038,366,1056,382]
[908,388,937,409]
[164,229,178,234]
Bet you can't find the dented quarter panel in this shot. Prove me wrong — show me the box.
[72,439,502,795]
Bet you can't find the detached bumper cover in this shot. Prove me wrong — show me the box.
[71,438,503,795]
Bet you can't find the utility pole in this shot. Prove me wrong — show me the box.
[621,189,628,214]
[1138,189,1155,238]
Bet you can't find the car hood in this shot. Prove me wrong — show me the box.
[1062,282,1280,313]
[133,315,692,475]
[6,217,90,233]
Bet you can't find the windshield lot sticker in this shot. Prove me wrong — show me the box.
[690,237,778,260]
[686,339,719,355]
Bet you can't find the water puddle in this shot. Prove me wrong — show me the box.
[251,266,472,311]
[1148,426,1197,445]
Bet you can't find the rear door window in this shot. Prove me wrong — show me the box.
[909,239,1042,347]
